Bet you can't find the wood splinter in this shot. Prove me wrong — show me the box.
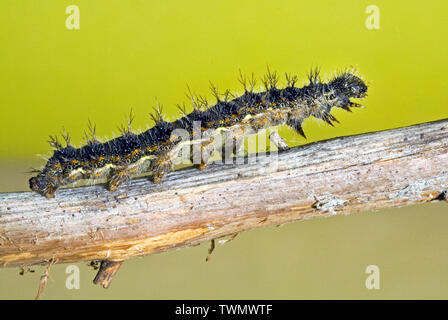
[218,232,239,245]
[93,260,124,288]
[205,239,215,262]
[206,233,240,261]
[35,258,54,300]
[269,131,290,151]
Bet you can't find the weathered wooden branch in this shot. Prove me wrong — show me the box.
[1,119,448,282]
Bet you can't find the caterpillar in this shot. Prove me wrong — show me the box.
[29,67,368,198]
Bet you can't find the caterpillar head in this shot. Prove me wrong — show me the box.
[330,72,368,102]
[29,174,56,198]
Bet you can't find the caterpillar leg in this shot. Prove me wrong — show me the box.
[197,147,214,170]
[44,185,57,199]
[220,135,245,164]
[107,156,153,190]
[152,155,174,183]
[269,131,289,151]
[107,167,133,191]
[233,137,245,157]
[191,138,216,171]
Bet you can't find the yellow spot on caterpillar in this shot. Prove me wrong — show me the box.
[98,156,104,162]
[71,159,79,164]
[131,149,140,157]
[146,145,158,152]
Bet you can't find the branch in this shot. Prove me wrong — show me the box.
[1,119,448,274]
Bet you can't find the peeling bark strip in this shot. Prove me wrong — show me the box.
[1,119,448,268]
[93,260,123,288]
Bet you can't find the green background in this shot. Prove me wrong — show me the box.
[0,0,448,299]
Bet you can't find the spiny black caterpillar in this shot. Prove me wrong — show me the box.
[29,67,368,198]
